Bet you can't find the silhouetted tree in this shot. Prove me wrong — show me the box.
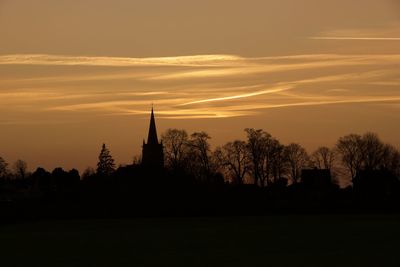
[132,155,142,165]
[13,159,28,180]
[244,129,285,186]
[82,167,96,180]
[49,167,79,186]
[69,169,80,180]
[96,143,115,176]
[245,128,271,186]
[215,140,249,185]
[336,132,397,181]
[52,167,68,190]
[32,167,52,192]
[162,129,189,172]
[189,132,212,176]
[68,169,81,189]
[269,139,287,184]
[0,157,9,179]
[336,134,364,181]
[381,144,400,177]
[360,132,385,171]
[311,147,335,170]
[258,137,282,187]
[284,143,309,184]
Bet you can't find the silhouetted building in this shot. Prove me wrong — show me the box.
[142,107,164,169]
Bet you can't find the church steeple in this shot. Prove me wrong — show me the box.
[147,107,159,145]
[142,107,164,169]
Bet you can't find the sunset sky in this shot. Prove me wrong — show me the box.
[1,0,400,171]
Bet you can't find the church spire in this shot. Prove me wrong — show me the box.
[142,106,164,169]
[147,106,159,145]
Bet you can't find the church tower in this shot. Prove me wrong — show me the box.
[142,107,164,169]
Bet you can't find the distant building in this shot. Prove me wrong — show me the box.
[142,108,164,169]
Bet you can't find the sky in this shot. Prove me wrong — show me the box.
[1,0,400,172]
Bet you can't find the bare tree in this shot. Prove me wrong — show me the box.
[215,140,249,185]
[360,132,385,171]
[284,143,309,184]
[311,147,335,170]
[188,132,212,178]
[269,139,287,184]
[337,132,400,186]
[0,157,8,179]
[161,129,189,171]
[381,144,400,176]
[13,159,28,179]
[258,137,280,187]
[245,128,271,186]
[336,134,364,180]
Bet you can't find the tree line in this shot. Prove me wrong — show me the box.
[1,128,400,220]
[160,129,400,188]
[1,129,399,189]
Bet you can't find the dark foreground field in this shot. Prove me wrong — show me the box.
[0,215,399,267]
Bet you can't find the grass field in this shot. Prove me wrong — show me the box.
[0,215,399,266]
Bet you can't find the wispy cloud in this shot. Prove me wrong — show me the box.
[311,24,400,42]
[1,52,400,120]
[0,54,244,67]
[249,97,400,110]
[146,55,400,81]
[179,86,293,106]
[310,37,400,41]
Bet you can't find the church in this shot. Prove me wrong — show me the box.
[141,107,164,169]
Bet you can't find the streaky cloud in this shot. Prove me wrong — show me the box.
[255,97,400,110]
[147,55,400,81]
[2,53,400,71]
[178,86,293,106]
[0,54,245,67]
[311,37,400,41]
[2,52,400,122]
